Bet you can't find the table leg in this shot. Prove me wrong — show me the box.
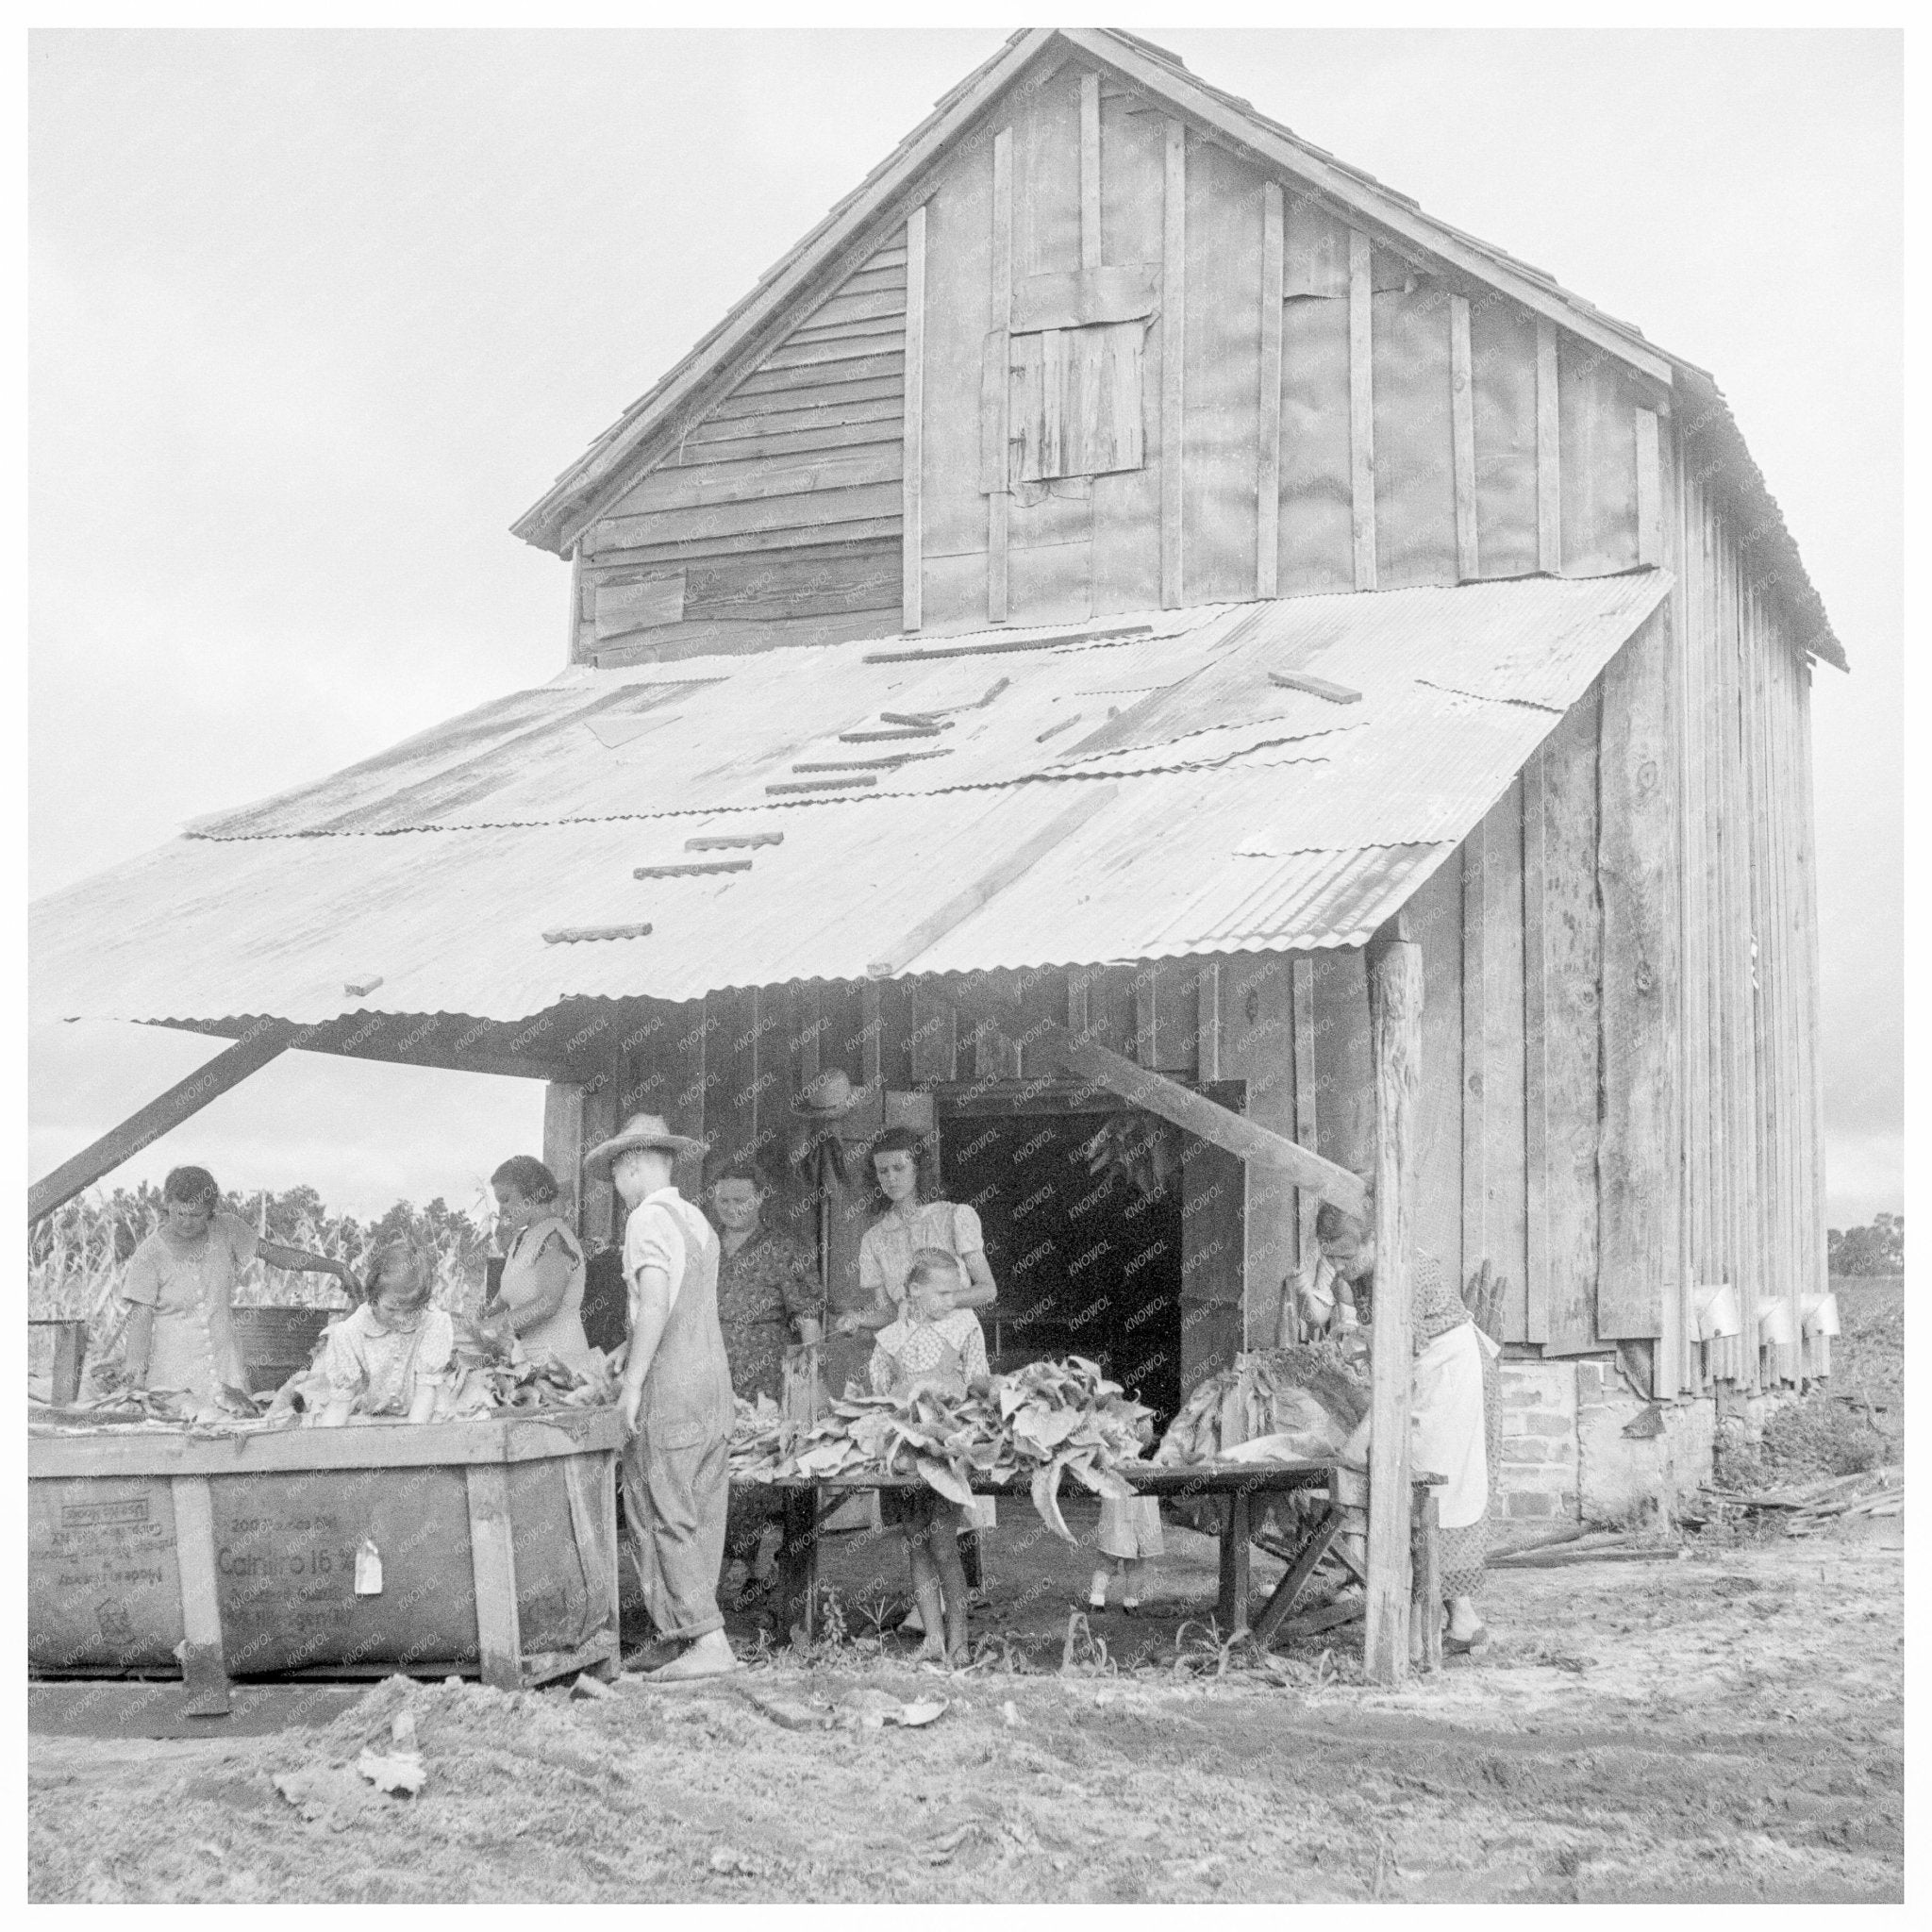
[1250,1504,1342,1650]
[1217,1490,1253,1636]
[1411,1489,1443,1674]
[777,1488,820,1644]
[960,1530,984,1592]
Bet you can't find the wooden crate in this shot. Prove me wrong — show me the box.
[28,1321,88,1406]
[28,1410,625,1709]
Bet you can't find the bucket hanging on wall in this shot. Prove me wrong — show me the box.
[1695,1282,1741,1341]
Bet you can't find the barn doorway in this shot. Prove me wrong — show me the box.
[935,1081,1247,1428]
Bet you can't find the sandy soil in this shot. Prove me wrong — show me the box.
[29,1506,1902,1905]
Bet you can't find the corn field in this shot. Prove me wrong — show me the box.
[26,1183,496,1341]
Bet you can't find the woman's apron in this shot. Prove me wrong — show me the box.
[1409,1321,1499,1530]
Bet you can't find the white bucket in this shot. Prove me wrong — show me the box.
[1757,1300,1798,1348]
[1800,1291,1842,1339]
[1695,1282,1741,1341]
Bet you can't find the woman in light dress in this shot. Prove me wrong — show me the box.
[485,1155,592,1373]
[117,1164,357,1409]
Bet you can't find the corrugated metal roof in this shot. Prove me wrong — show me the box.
[30,574,1669,1030]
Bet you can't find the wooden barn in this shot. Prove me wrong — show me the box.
[33,29,1843,1555]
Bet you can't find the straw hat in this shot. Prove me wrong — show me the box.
[791,1068,860,1121]
[583,1110,708,1180]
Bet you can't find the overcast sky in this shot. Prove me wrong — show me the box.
[28,28,1902,1227]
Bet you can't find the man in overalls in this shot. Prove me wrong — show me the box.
[585,1111,738,1680]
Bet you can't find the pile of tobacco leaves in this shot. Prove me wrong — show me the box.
[730,1356,1154,1540]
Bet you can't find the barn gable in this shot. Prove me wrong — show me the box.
[525,28,1840,675]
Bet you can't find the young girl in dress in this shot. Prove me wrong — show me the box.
[869,1248,988,1666]
[314,1241,455,1425]
[1088,1414,1162,1613]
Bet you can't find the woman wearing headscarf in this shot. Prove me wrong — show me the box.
[1303,1178,1501,1654]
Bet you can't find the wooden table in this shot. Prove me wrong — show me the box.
[742,1457,1445,1670]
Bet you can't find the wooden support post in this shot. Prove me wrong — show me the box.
[1411,1489,1443,1674]
[1257,179,1284,599]
[1348,227,1377,591]
[1218,1490,1253,1635]
[902,203,927,632]
[1450,292,1478,581]
[1160,117,1186,608]
[29,1020,297,1225]
[579,1068,620,1251]
[1195,961,1221,1082]
[1363,918,1422,1686]
[465,1464,523,1692]
[860,981,884,1095]
[543,1080,587,1233]
[562,1453,621,1679]
[170,1474,231,1716]
[987,127,1013,624]
[1536,316,1561,573]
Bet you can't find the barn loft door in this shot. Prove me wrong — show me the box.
[1179,1079,1249,1400]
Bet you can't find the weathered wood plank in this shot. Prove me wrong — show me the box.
[762,311,909,356]
[791,286,910,332]
[683,544,899,623]
[1522,751,1551,1345]
[584,518,904,571]
[1079,69,1102,271]
[902,203,927,632]
[988,125,1014,623]
[171,1475,231,1715]
[1291,955,1319,1276]
[542,1082,587,1231]
[1257,179,1285,600]
[1364,921,1421,1686]
[591,481,903,554]
[615,445,901,519]
[1461,821,1487,1301]
[909,981,959,1086]
[1450,292,1478,581]
[700,375,904,426]
[1634,406,1662,568]
[729,355,905,405]
[29,1022,297,1225]
[1480,782,1529,1341]
[1196,960,1221,1082]
[464,1465,523,1692]
[1541,689,1604,1355]
[1597,606,1677,1340]
[591,608,901,669]
[747,336,909,378]
[678,415,903,466]
[1348,226,1377,590]
[1536,316,1562,573]
[1159,117,1186,607]
[593,573,686,639]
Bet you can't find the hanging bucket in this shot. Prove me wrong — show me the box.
[1757,1300,1798,1348]
[1800,1292,1841,1339]
[1695,1282,1741,1341]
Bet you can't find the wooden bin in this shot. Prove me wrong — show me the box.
[28,1410,625,1710]
[28,1321,88,1406]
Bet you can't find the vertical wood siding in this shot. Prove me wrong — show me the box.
[1668,457,1825,1391]
[574,61,1658,650]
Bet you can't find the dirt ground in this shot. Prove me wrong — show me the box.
[30,1285,1906,1904]
[29,1506,1903,1904]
